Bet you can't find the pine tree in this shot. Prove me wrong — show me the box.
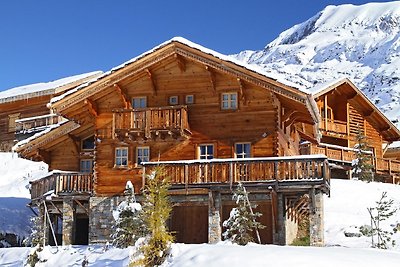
[366,191,397,249]
[223,182,265,245]
[134,166,174,267]
[352,126,374,182]
[112,183,146,248]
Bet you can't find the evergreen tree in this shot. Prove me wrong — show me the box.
[352,127,374,182]
[112,183,146,248]
[223,182,265,245]
[366,191,397,249]
[25,215,44,247]
[134,166,174,267]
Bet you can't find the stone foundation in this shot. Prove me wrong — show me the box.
[89,196,128,244]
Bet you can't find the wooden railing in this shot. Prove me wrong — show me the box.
[112,105,190,139]
[30,172,93,200]
[15,114,65,133]
[300,143,400,174]
[141,155,330,188]
[319,118,347,135]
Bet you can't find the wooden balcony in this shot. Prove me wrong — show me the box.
[319,118,347,135]
[30,172,93,200]
[300,142,400,176]
[15,114,65,133]
[141,155,330,190]
[112,105,191,141]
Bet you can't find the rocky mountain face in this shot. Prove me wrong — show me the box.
[234,1,400,124]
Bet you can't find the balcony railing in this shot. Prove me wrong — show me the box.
[300,142,400,175]
[141,155,330,189]
[16,114,65,133]
[112,105,191,140]
[30,172,93,200]
[319,118,347,135]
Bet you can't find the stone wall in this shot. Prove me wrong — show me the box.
[89,196,127,244]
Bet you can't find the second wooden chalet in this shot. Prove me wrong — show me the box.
[300,78,400,182]
[15,37,329,247]
[0,72,102,152]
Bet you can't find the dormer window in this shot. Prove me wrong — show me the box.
[81,136,95,150]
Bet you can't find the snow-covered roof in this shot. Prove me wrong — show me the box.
[50,37,308,105]
[308,78,349,96]
[0,71,102,104]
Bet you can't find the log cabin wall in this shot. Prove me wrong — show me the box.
[92,57,282,196]
[348,105,383,158]
[315,92,384,158]
[0,96,52,151]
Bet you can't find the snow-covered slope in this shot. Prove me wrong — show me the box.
[235,1,400,125]
[0,153,48,245]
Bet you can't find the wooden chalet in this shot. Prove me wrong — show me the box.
[0,72,102,152]
[16,37,329,247]
[300,78,400,183]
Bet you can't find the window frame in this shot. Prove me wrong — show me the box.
[132,96,147,109]
[80,159,93,173]
[115,147,129,167]
[81,135,95,151]
[198,144,214,160]
[136,146,150,164]
[169,96,179,105]
[234,142,251,158]
[8,113,20,133]
[185,95,194,104]
[221,92,238,110]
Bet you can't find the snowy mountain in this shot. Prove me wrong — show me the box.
[234,1,400,124]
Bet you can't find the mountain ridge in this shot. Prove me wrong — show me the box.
[234,1,400,125]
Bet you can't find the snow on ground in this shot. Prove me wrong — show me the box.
[1,151,400,265]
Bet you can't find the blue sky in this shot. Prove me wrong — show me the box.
[0,0,394,91]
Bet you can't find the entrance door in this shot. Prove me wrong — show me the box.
[74,216,89,245]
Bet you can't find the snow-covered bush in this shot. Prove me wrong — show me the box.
[111,182,146,248]
[223,183,265,245]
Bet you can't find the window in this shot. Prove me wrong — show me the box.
[169,96,178,105]
[132,97,147,109]
[235,143,251,158]
[199,144,214,160]
[136,147,150,164]
[81,136,95,150]
[221,92,237,110]
[8,113,20,133]
[80,159,93,173]
[115,147,128,167]
[185,95,194,104]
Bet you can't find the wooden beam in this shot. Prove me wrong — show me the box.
[174,54,186,72]
[145,68,157,95]
[347,92,357,100]
[68,133,80,153]
[364,109,374,117]
[113,84,131,109]
[74,199,89,216]
[205,66,216,93]
[237,78,247,104]
[282,109,296,123]
[84,99,98,117]
[37,149,51,163]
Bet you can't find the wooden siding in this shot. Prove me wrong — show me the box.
[0,95,52,151]
[93,58,285,196]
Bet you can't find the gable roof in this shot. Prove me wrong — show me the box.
[0,71,102,104]
[309,78,400,142]
[49,37,319,125]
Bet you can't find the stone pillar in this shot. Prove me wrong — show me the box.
[309,189,324,246]
[62,198,75,245]
[208,191,221,243]
[273,193,286,245]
